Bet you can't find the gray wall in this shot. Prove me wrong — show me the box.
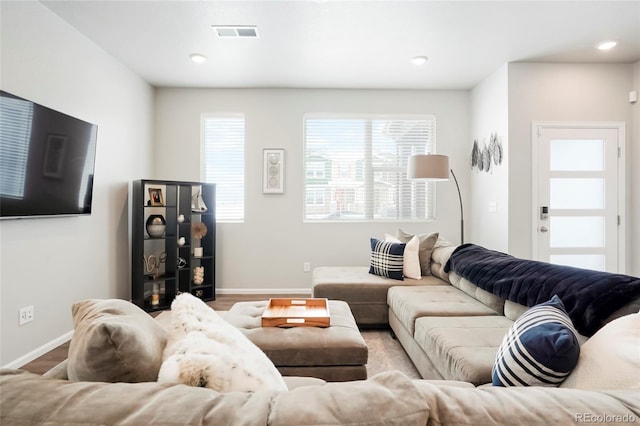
[633,62,640,277]
[154,88,470,292]
[0,2,154,366]
[469,65,509,251]
[507,63,636,269]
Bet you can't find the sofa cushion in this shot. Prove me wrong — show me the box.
[395,229,439,276]
[492,295,580,387]
[561,312,640,390]
[430,237,456,280]
[369,238,405,280]
[312,266,446,325]
[385,234,421,279]
[269,371,428,425]
[0,370,428,426]
[414,316,514,385]
[67,299,168,383]
[387,285,500,335]
[503,300,530,321]
[448,272,505,315]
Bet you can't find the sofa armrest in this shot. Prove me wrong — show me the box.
[43,359,68,380]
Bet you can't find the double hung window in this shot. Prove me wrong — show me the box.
[303,114,436,222]
[201,114,245,223]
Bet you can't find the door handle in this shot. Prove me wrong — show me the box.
[539,226,549,233]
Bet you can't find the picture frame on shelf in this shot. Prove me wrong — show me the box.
[148,187,164,206]
[263,148,285,194]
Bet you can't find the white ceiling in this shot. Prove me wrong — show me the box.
[42,1,640,90]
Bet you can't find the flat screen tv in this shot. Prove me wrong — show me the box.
[0,90,98,219]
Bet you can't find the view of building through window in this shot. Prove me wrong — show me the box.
[304,115,436,222]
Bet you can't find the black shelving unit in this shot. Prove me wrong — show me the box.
[131,179,216,311]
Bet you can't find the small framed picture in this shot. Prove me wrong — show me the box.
[263,149,285,194]
[148,188,164,206]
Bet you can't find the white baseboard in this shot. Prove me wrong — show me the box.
[2,330,73,370]
[216,288,312,295]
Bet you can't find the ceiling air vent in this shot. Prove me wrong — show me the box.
[212,26,259,38]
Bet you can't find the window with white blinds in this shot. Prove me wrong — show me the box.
[0,96,33,199]
[304,115,436,222]
[201,114,245,222]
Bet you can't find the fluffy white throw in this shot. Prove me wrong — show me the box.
[157,293,288,393]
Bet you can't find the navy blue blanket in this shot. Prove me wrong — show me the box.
[444,244,640,337]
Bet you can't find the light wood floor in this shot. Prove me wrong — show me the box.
[20,294,307,375]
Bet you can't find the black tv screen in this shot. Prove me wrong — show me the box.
[0,91,98,219]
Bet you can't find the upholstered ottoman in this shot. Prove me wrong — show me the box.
[224,300,368,382]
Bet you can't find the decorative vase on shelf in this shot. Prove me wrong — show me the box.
[146,214,166,238]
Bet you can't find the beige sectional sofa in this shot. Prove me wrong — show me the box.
[2,268,639,424]
[313,238,640,386]
[3,368,639,425]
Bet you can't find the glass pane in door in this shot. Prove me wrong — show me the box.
[550,254,605,271]
[550,139,604,171]
[550,216,604,248]
[550,178,604,209]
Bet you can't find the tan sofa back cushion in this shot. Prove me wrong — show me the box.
[67,299,168,383]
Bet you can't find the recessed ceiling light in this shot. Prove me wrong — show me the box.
[190,53,207,64]
[596,41,617,51]
[412,56,428,66]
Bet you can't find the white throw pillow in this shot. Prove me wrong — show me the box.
[158,293,288,393]
[560,312,640,390]
[396,230,439,276]
[385,234,421,279]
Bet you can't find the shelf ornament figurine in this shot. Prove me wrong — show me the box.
[143,251,167,280]
[193,266,204,285]
[191,190,208,213]
[191,222,208,239]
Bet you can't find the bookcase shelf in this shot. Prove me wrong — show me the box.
[131,179,216,311]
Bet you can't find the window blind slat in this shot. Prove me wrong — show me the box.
[0,97,33,199]
[304,115,436,221]
[201,115,245,222]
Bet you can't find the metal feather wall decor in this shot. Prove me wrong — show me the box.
[471,132,503,173]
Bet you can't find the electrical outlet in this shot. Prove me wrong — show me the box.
[303,262,311,273]
[19,305,34,326]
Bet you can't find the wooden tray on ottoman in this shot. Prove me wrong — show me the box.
[261,298,331,327]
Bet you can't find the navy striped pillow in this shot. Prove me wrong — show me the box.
[369,238,405,281]
[492,295,580,387]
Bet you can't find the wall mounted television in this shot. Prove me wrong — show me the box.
[0,90,98,219]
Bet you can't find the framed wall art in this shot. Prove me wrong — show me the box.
[263,149,285,194]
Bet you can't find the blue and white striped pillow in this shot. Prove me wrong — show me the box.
[369,238,405,281]
[492,295,580,387]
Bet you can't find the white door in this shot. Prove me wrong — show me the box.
[533,123,624,273]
